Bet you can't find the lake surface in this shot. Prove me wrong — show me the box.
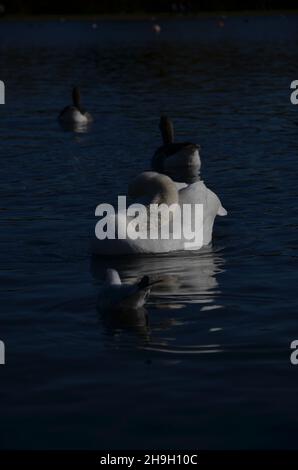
[1,15,298,449]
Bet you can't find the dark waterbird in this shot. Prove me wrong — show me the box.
[152,115,201,176]
[59,86,93,125]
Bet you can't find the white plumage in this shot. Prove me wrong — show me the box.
[92,172,227,255]
[97,269,152,311]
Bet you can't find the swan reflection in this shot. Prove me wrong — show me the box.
[92,246,225,342]
[100,306,150,340]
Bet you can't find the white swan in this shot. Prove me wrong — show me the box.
[91,171,227,255]
[152,116,201,176]
[59,87,93,124]
[97,269,153,310]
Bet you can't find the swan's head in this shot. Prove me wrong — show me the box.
[128,171,179,206]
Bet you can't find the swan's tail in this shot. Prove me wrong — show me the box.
[217,205,228,216]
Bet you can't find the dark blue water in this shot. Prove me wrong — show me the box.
[1,15,298,449]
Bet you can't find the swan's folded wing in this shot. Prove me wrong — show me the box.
[205,184,227,219]
[217,205,227,216]
[178,181,206,205]
[179,181,227,216]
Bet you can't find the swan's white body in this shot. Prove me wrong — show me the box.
[179,179,227,246]
[92,172,227,255]
[97,269,151,310]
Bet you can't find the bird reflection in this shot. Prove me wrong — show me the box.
[58,120,91,133]
[98,305,150,340]
[92,248,224,304]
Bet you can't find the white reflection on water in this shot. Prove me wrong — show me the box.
[59,119,92,133]
[91,246,225,344]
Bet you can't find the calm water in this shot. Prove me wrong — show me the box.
[1,15,298,449]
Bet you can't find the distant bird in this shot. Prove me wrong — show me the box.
[59,87,93,125]
[152,24,161,34]
[152,115,201,175]
[97,269,156,311]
